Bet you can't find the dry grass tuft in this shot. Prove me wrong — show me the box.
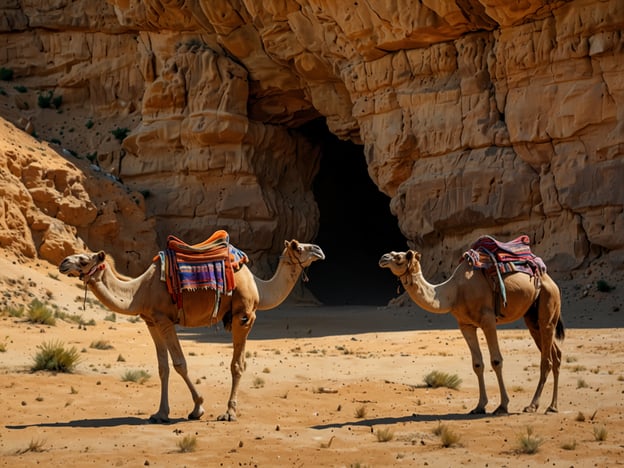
[424,370,462,389]
[375,427,394,442]
[516,426,543,454]
[121,369,150,384]
[32,340,80,373]
[433,422,461,447]
[176,434,197,453]
[593,424,608,441]
[354,405,367,419]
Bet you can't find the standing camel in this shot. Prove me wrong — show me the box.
[379,244,563,415]
[59,238,324,422]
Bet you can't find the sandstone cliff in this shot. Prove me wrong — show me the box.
[0,0,622,282]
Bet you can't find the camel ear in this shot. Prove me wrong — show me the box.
[289,240,300,250]
[97,251,106,262]
[406,250,421,262]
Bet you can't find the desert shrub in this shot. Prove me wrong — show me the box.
[111,127,130,142]
[121,369,150,384]
[0,67,13,81]
[176,434,197,453]
[433,423,461,447]
[424,370,462,389]
[2,305,24,317]
[90,340,114,350]
[375,427,394,442]
[85,118,94,129]
[14,85,27,93]
[252,376,265,388]
[516,426,543,454]
[27,299,56,325]
[354,405,367,418]
[32,340,80,373]
[16,438,46,454]
[593,425,608,441]
[37,91,54,108]
[104,312,116,322]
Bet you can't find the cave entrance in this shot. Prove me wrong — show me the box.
[303,120,407,306]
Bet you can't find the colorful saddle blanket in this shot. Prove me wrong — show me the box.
[461,235,546,307]
[157,230,248,309]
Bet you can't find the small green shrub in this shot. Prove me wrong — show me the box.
[90,340,114,350]
[121,369,151,384]
[111,127,130,142]
[104,312,117,322]
[516,426,543,454]
[32,340,80,373]
[0,67,13,81]
[38,91,53,108]
[27,299,56,325]
[85,118,94,129]
[424,370,462,389]
[14,85,27,93]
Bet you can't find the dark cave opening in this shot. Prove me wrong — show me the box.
[303,121,408,306]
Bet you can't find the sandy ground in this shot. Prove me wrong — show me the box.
[0,255,623,467]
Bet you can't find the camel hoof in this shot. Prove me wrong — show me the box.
[469,407,486,415]
[188,408,204,420]
[216,412,237,422]
[523,405,538,413]
[492,406,509,416]
[545,406,558,414]
[149,414,171,424]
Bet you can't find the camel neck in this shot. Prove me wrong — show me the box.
[255,255,303,311]
[86,262,143,316]
[401,269,454,314]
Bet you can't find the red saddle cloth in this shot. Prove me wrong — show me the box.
[156,230,249,309]
[462,235,546,277]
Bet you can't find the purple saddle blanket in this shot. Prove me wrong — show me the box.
[462,235,546,278]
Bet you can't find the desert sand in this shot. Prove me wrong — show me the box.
[0,254,623,467]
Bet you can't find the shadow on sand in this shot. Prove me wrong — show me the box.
[5,416,188,430]
[311,411,497,430]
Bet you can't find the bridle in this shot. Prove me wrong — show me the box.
[80,263,105,310]
[281,249,310,282]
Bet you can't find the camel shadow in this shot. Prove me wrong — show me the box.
[5,416,188,430]
[311,412,495,430]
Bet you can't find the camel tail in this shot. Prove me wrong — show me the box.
[556,316,565,341]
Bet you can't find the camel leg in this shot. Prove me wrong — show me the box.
[546,341,562,413]
[217,309,256,422]
[480,314,510,415]
[459,323,488,414]
[522,303,559,413]
[523,323,555,413]
[158,320,205,420]
[146,324,171,423]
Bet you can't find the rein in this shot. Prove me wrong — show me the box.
[81,263,105,310]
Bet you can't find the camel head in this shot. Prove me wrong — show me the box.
[59,251,107,280]
[283,240,325,267]
[378,250,422,277]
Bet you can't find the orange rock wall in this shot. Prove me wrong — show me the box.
[1,0,623,276]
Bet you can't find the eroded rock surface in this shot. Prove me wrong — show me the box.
[0,0,622,277]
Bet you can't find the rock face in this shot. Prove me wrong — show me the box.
[0,118,156,275]
[0,0,623,278]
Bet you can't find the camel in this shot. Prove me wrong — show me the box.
[59,239,325,423]
[379,246,564,415]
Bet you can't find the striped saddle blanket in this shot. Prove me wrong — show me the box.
[157,230,248,309]
[462,235,546,306]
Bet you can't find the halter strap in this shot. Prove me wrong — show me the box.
[82,263,105,310]
[280,252,310,282]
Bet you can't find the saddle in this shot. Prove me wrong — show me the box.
[156,230,248,314]
[462,235,546,309]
